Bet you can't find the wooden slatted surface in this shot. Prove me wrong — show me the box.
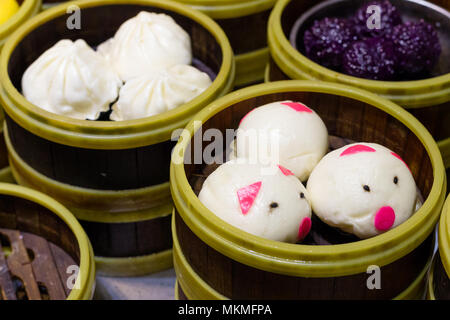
[0,228,77,300]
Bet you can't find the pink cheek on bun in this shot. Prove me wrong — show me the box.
[374,206,396,231]
[237,181,262,215]
[298,217,312,240]
[281,102,313,113]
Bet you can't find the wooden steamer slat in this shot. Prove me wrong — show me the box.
[1,229,41,300]
[0,235,16,300]
[22,233,67,300]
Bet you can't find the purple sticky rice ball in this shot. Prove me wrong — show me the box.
[387,20,441,76]
[342,37,397,80]
[353,0,402,38]
[303,17,358,69]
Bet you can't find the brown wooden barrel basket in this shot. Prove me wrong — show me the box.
[266,0,450,183]
[0,0,42,183]
[170,81,447,300]
[0,183,95,300]
[427,195,450,300]
[0,0,234,277]
[175,0,277,88]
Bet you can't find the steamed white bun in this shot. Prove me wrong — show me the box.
[306,143,417,239]
[22,39,122,120]
[234,101,328,181]
[110,64,211,121]
[198,159,312,243]
[98,11,192,81]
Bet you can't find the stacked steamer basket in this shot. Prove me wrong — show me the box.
[428,196,450,299]
[0,183,95,300]
[171,81,447,300]
[266,0,450,182]
[0,0,42,183]
[0,0,234,276]
[175,0,277,88]
[41,0,66,11]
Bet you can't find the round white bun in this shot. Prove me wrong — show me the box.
[97,11,192,81]
[306,142,417,239]
[235,100,328,181]
[198,159,312,243]
[22,39,121,120]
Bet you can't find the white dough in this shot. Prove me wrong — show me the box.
[198,159,312,243]
[306,143,417,239]
[22,39,122,120]
[110,64,211,121]
[98,11,192,81]
[235,100,328,181]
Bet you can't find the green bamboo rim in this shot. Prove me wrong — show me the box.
[173,0,276,19]
[234,48,269,87]
[439,196,450,277]
[268,0,450,108]
[0,167,14,183]
[0,183,95,300]
[0,0,42,46]
[173,213,432,300]
[0,0,235,150]
[95,249,173,277]
[170,80,446,278]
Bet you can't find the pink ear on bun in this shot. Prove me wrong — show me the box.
[281,102,313,113]
[278,165,294,176]
[391,152,411,172]
[237,181,262,215]
[340,144,376,156]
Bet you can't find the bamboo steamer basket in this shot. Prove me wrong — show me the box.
[0,0,234,277]
[267,0,450,169]
[170,80,447,299]
[175,0,277,88]
[41,0,66,10]
[428,196,450,299]
[0,0,42,182]
[0,183,95,300]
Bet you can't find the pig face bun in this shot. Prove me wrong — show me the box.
[198,159,312,243]
[234,101,329,181]
[306,143,417,239]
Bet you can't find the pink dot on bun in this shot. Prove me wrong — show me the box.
[298,217,312,240]
[374,206,396,231]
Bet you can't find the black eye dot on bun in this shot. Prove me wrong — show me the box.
[300,192,305,199]
[394,176,399,184]
[363,185,370,192]
[270,202,279,208]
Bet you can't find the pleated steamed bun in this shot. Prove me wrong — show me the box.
[234,101,329,181]
[198,160,312,243]
[306,143,417,239]
[110,64,211,121]
[22,39,122,120]
[97,11,192,81]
